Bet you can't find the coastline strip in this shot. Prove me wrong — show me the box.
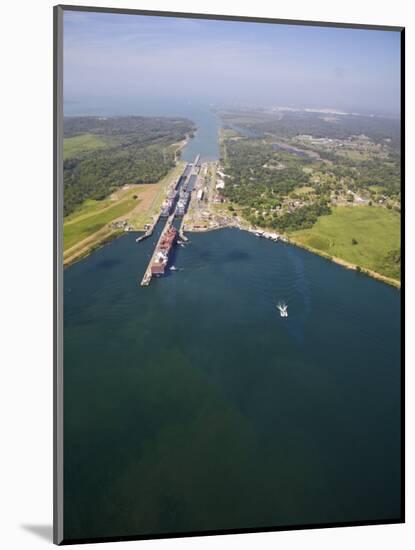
[184,223,400,289]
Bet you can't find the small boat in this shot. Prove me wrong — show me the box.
[277,302,288,318]
[170,266,177,271]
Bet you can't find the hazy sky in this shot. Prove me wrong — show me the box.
[64,11,401,115]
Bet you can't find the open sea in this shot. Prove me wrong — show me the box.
[63,99,401,541]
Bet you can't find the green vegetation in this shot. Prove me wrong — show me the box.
[64,197,116,224]
[294,186,314,195]
[64,229,123,266]
[63,115,195,216]
[128,161,185,229]
[218,109,401,283]
[63,133,111,160]
[221,109,401,149]
[221,138,319,230]
[290,206,400,281]
[63,161,184,265]
[64,196,138,250]
[221,111,400,202]
[271,202,331,232]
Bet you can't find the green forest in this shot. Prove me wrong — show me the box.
[220,110,400,232]
[222,138,330,231]
[220,109,401,150]
[63,116,195,216]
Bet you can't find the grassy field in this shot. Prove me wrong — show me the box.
[128,162,184,228]
[64,194,138,250]
[63,162,185,265]
[64,197,116,224]
[63,133,111,160]
[290,206,401,282]
[369,185,385,193]
[292,186,314,195]
[336,149,370,162]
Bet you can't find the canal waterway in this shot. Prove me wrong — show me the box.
[64,97,220,162]
[63,99,401,541]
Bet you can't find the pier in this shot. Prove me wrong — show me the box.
[193,154,200,170]
[139,154,199,286]
[135,212,160,243]
[178,214,188,242]
[140,213,175,286]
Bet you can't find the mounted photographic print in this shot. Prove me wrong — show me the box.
[54,5,404,545]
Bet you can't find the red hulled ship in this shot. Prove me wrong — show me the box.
[150,225,177,276]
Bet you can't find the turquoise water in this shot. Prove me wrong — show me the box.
[63,99,401,541]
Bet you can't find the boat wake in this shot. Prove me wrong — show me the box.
[277,302,288,318]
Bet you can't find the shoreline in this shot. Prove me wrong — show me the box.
[65,219,400,289]
[286,235,400,289]
[63,151,186,267]
[172,136,190,161]
[185,223,400,289]
[64,142,400,288]
[64,229,124,268]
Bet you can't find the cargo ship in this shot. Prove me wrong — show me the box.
[175,190,190,217]
[167,189,178,200]
[160,198,173,217]
[160,188,179,217]
[150,225,178,276]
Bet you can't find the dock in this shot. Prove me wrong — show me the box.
[136,213,160,243]
[178,215,188,242]
[139,154,200,287]
[140,214,175,286]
